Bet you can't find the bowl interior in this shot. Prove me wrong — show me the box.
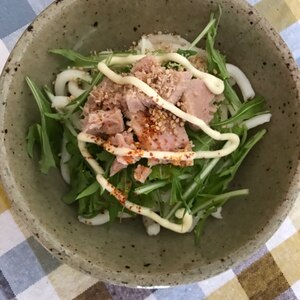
[0,0,299,286]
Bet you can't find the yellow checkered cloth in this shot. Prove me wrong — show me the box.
[0,0,299,299]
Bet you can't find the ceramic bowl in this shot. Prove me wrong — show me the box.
[0,0,299,287]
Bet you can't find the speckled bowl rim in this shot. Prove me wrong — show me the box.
[0,0,299,287]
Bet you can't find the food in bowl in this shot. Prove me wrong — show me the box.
[26,10,271,241]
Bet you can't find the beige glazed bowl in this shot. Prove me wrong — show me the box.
[0,0,299,287]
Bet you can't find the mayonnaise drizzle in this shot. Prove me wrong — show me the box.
[78,131,237,161]
[77,139,193,233]
[106,53,224,95]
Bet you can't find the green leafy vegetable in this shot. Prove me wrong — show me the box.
[212,97,266,126]
[177,49,198,58]
[192,189,249,215]
[76,181,100,200]
[148,165,180,180]
[26,123,41,158]
[189,18,216,50]
[49,48,136,68]
[202,129,266,196]
[194,206,217,243]
[25,77,62,173]
[134,181,169,195]
[49,48,106,66]
[205,8,243,111]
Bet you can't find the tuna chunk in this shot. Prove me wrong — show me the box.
[165,70,192,104]
[130,109,190,151]
[83,108,124,136]
[84,78,127,114]
[132,55,161,74]
[109,132,135,148]
[181,78,215,126]
[134,165,152,183]
[129,108,192,167]
[110,153,139,177]
[124,56,193,116]
[134,57,193,105]
[109,132,139,176]
[123,57,162,115]
[124,89,150,115]
[110,160,127,177]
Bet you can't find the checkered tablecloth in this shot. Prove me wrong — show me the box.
[0,0,299,299]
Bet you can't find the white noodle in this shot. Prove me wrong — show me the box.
[139,36,153,54]
[79,211,110,225]
[226,63,255,101]
[211,207,223,219]
[55,69,92,96]
[45,88,70,111]
[244,113,272,129]
[51,96,70,109]
[77,139,193,233]
[135,34,198,53]
[79,210,132,226]
[143,216,161,236]
[68,80,86,97]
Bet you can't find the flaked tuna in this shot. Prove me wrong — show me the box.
[165,70,193,104]
[82,53,216,173]
[180,78,215,126]
[83,108,124,136]
[134,165,152,183]
[110,160,127,177]
[124,56,193,116]
[124,89,150,115]
[84,77,127,114]
[130,109,190,152]
[109,132,138,176]
[109,132,135,149]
